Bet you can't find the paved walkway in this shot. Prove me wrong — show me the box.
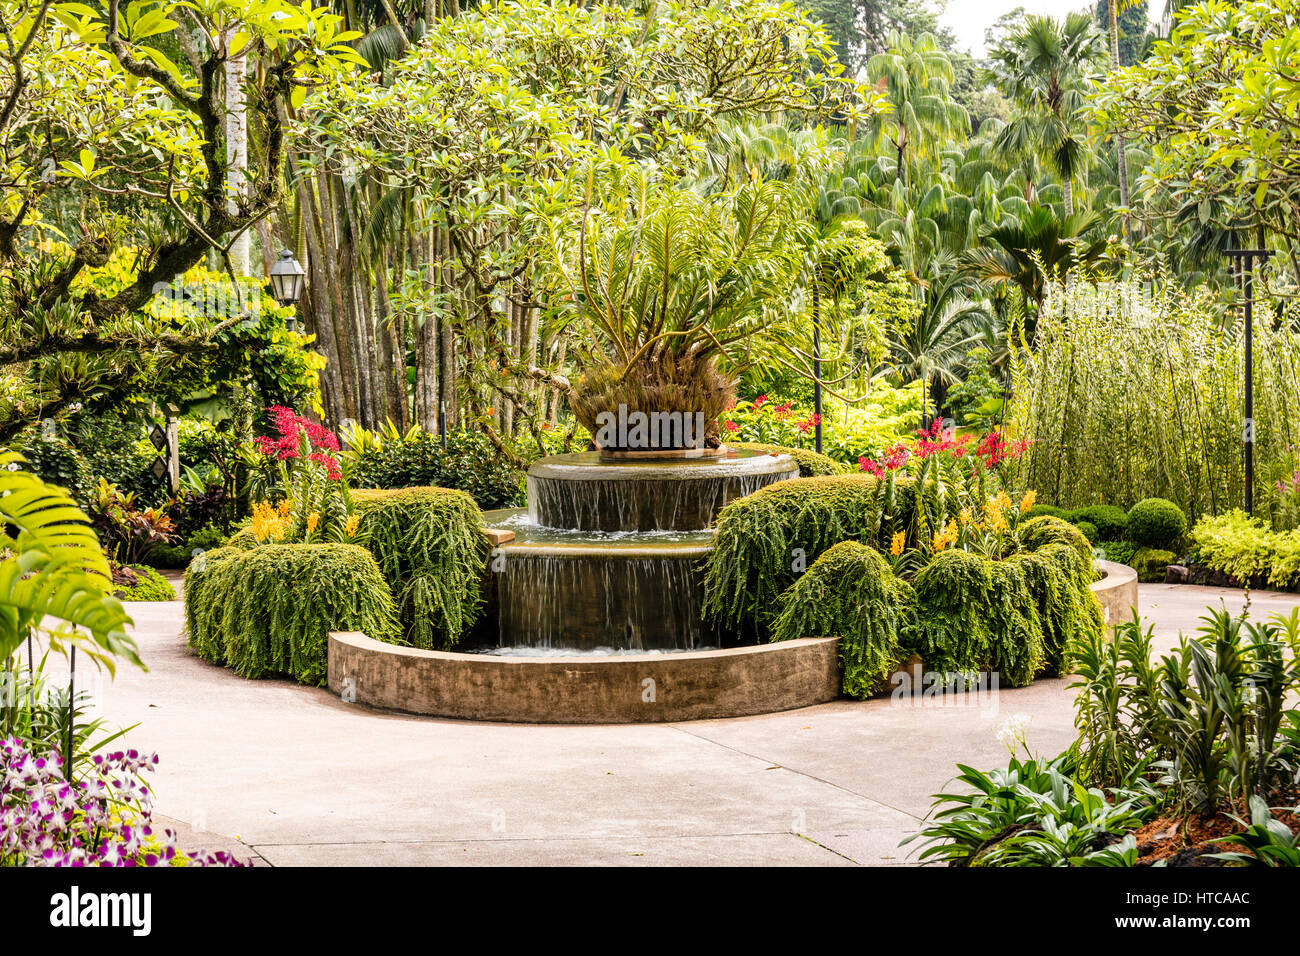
[67,584,1300,866]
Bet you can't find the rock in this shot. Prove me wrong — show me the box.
[1164,564,1189,584]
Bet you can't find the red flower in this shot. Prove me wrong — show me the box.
[256,406,342,479]
[723,420,739,432]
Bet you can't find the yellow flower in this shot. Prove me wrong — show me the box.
[250,501,289,543]
[890,531,906,556]
[345,513,360,537]
[306,512,320,534]
[1020,490,1037,513]
[278,499,291,518]
[959,507,972,526]
[933,529,948,552]
[996,489,1013,512]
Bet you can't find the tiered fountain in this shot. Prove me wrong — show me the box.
[483,448,796,653]
[328,445,844,722]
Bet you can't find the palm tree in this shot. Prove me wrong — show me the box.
[864,31,969,188]
[883,270,991,425]
[965,206,1108,322]
[986,13,1105,218]
[1104,0,1150,230]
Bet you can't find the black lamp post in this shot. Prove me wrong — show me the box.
[269,249,306,331]
[1225,240,1272,515]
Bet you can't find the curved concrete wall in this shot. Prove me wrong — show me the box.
[1091,560,1138,626]
[328,633,841,724]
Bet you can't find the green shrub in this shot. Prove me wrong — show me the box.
[68,414,166,505]
[112,565,176,602]
[1074,520,1099,544]
[1063,505,1128,541]
[11,435,94,504]
[185,544,399,685]
[352,487,489,648]
[1024,504,1065,520]
[703,473,916,636]
[1126,498,1187,549]
[1189,510,1273,583]
[1099,540,1137,566]
[1133,548,1175,583]
[349,429,524,509]
[147,523,230,569]
[905,549,1044,686]
[1007,543,1104,675]
[1017,515,1093,564]
[729,441,843,477]
[771,541,912,697]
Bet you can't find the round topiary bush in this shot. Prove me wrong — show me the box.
[1063,505,1128,541]
[729,441,843,477]
[1074,520,1099,544]
[1126,498,1187,549]
[184,543,399,685]
[1024,504,1065,520]
[1133,547,1175,583]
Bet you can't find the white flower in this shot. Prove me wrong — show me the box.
[996,714,1032,756]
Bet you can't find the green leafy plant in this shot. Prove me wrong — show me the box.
[351,488,489,649]
[770,541,912,697]
[1063,505,1127,541]
[110,565,176,602]
[728,441,843,477]
[184,544,399,686]
[1210,796,1300,867]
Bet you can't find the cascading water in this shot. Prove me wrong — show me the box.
[482,449,798,653]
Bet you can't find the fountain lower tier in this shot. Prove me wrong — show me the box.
[526,449,799,532]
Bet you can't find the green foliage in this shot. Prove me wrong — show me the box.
[1133,548,1175,583]
[0,452,139,672]
[703,473,915,636]
[1099,539,1136,566]
[1189,510,1275,584]
[1024,504,1064,520]
[1073,520,1098,544]
[903,754,1157,867]
[906,548,1044,685]
[1063,505,1127,541]
[1016,515,1093,564]
[67,413,165,505]
[346,426,524,509]
[185,544,399,686]
[1125,497,1187,549]
[351,488,489,649]
[728,441,843,477]
[112,566,176,602]
[9,433,94,505]
[1211,797,1300,867]
[1013,279,1300,517]
[147,524,229,570]
[771,541,912,697]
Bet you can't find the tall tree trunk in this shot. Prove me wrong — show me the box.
[224,36,250,278]
[1107,0,1131,236]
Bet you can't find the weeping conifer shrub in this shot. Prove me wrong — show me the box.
[1012,277,1300,517]
[185,545,399,686]
[351,487,489,649]
[703,473,917,637]
[770,541,913,697]
[729,442,843,477]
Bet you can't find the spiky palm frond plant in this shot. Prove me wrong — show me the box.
[0,452,138,673]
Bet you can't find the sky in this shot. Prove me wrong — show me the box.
[938,0,1163,55]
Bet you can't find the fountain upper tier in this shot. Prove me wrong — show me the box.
[526,449,799,532]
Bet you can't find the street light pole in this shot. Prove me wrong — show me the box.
[1225,243,1272,515]
[812,278,823,455]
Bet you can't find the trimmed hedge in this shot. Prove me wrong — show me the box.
[1017,515,1093,564]
[351,487,489,648]
[703,473,916,635]
[1126,497,1187,550]
[113,565,176,602]
[771,541,912,698]
[185,544,399,685]
[729,441,843,477]
[1062,505,1128,541]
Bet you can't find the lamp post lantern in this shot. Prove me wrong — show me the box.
[269,249,306,331]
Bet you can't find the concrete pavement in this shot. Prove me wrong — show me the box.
[68,583,1300,866]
